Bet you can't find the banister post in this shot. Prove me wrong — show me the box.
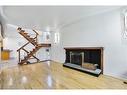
[18,50,21,63]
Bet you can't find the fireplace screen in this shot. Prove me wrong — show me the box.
[70,52,84,66]
[64,47,103,75]
[69,51,99,70]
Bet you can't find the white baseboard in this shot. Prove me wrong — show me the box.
[104,72,127,81]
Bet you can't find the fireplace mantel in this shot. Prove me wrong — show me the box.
[63,47,104,76]
[64,47,103,50]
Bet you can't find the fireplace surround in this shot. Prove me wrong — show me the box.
[63,47,103,76]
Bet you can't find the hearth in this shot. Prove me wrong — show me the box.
[63,47,103,76]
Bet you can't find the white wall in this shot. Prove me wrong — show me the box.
[50,31,65,62]
[51,9,127,80]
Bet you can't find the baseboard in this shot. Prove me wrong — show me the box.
[50,60,63,63]
[104,72,127,81]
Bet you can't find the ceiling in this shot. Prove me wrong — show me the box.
[1,6,121,31]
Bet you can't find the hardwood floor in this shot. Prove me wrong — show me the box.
[0,61,127,89]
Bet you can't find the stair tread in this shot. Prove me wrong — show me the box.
[38,43,51,47]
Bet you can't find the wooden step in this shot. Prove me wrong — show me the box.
[21,30,25,32]
[20,32,28,37]
[17,27,22,30]
[37,44,51,47]
[18,60,26,65]
[26,61,31,64]
[20,31,28,35]
[37,44,43,47]
[19,58,32,65]
[18,62,27,65]
[25,35,30,38]
[23,32,28,35]
[28,38,37,45]
[29,38,34,40]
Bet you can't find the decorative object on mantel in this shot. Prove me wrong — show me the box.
[63,47,103,77]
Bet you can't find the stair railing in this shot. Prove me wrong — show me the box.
[17,27,39,64]
[33,29,39,43]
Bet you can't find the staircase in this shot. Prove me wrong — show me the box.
[17,27,51,65]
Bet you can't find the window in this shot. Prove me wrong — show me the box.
[123,9,127,39]
[54,32,60,44]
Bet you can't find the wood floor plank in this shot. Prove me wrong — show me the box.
[0,61,127,89]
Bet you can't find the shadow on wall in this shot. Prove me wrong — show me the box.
[121,71,127,80]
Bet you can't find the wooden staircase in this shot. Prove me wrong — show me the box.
[17,27,51,65]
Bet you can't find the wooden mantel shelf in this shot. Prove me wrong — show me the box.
[64,47,104,50]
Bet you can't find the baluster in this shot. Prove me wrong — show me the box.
[18,50,21,63]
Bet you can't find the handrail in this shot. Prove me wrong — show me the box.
[33,30,38,43]
[17,42,30,52]
[33,36,37,39]
[22,48,29,53]
[33,29,39,35]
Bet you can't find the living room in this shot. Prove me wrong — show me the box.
[0,5,127,91]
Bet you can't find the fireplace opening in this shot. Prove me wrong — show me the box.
[70,51,99,70]
[84,50,101,69]
[63,47,103,76]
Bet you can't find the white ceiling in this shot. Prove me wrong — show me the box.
[1,6,121,31]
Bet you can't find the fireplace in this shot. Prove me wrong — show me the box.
[63,47,103,76]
